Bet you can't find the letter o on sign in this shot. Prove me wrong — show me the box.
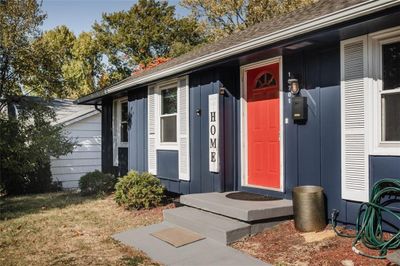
[210,125,216,135]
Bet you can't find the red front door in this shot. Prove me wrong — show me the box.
[246,63,280,189]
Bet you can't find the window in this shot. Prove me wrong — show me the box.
[160,87,177,143]
[112,97,128,166]
[381,41,400,141]
[255,72,276,89]
[369,27,400,155]
[120,101,128,143]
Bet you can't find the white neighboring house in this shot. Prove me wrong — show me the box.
[50,99,101,189]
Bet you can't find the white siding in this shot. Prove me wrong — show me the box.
[50,113,101,189]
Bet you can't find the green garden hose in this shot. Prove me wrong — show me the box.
[332,178,400,259]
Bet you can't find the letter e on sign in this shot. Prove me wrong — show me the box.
[209,94,219,172]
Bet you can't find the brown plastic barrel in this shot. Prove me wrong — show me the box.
[292,186,326,232]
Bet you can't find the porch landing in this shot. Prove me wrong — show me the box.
[180,192,293,222]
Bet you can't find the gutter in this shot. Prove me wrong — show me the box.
[57,109,100,126]
[77,0,400,104]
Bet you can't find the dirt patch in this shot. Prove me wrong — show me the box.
[232,220,395,266]
[0,192,174,266]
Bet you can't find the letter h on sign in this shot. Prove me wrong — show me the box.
[208,94,219,172]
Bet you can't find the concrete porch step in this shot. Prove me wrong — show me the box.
[180,192,293,222]
[163,206,251,244]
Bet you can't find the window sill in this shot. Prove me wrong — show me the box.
[157,143,179,151]
[371,145,400,156]
[117,142,129,148]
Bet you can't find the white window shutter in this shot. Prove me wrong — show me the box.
[178,76,190,181]
[148,85,157,175]
[340,36,369,202]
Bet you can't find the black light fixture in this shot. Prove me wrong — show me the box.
[288,72,300,95]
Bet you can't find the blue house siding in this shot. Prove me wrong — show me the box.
[118,147,128,176]
[157,150,179,180]
[240,45,347,221]
[128,87,148,172]
[101,98,114,174]
[189,68,222,193]
[370,156,400,233]
[283,46,346,222]
[188,66,239,194]
[370,156,400,183]
[92,7,400,230]
[219,67,241,192]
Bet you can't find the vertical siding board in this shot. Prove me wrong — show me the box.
[370,156,400,233]
[283,44,345,221]
[189,74,202,193]
[128,87,148,172]
[128,94,136,171]
[297,88,321,186]
[320,85,346,221]
[118,147,128,176]
[157,150,179,180]
[283,54,302,196]
[180,181,190,194]
[200,73,213,192]
[220,67,240,191]
[101,98,114,174]
[190,68,230,193]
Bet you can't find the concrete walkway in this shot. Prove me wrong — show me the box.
[113,222,270,266]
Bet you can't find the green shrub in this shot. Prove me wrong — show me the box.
[79,170,116,196]
[114,171,164,209]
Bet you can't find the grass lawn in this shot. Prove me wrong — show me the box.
[0,192,172,265]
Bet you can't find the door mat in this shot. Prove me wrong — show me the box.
[151,227,205,248]
[226,192,281,201]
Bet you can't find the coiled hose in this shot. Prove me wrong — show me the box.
[332,178,400,259]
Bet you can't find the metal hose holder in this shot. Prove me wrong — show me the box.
[292,185,326,232]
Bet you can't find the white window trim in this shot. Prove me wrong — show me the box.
[155,79,179,151]
[369,26,400,156]
[113,97,128,166]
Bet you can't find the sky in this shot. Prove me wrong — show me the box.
[41,0,190,35]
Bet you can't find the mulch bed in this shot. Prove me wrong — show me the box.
[232,221,397,266]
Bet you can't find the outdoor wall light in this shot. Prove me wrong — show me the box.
[288,78,300,95]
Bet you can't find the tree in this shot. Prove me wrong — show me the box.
[180,0,247,37]
[0,0,75,194]
[246,0,316,26]
[63,32,103,98]
[181,0,316,38]
[93,0,208,87]
[31,25,76,98]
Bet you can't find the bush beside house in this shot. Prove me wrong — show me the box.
[115,171,165,210]
[79,170,116,196]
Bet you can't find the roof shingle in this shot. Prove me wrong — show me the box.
[78,0,396,103]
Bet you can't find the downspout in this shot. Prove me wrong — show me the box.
[94,102,102,113]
